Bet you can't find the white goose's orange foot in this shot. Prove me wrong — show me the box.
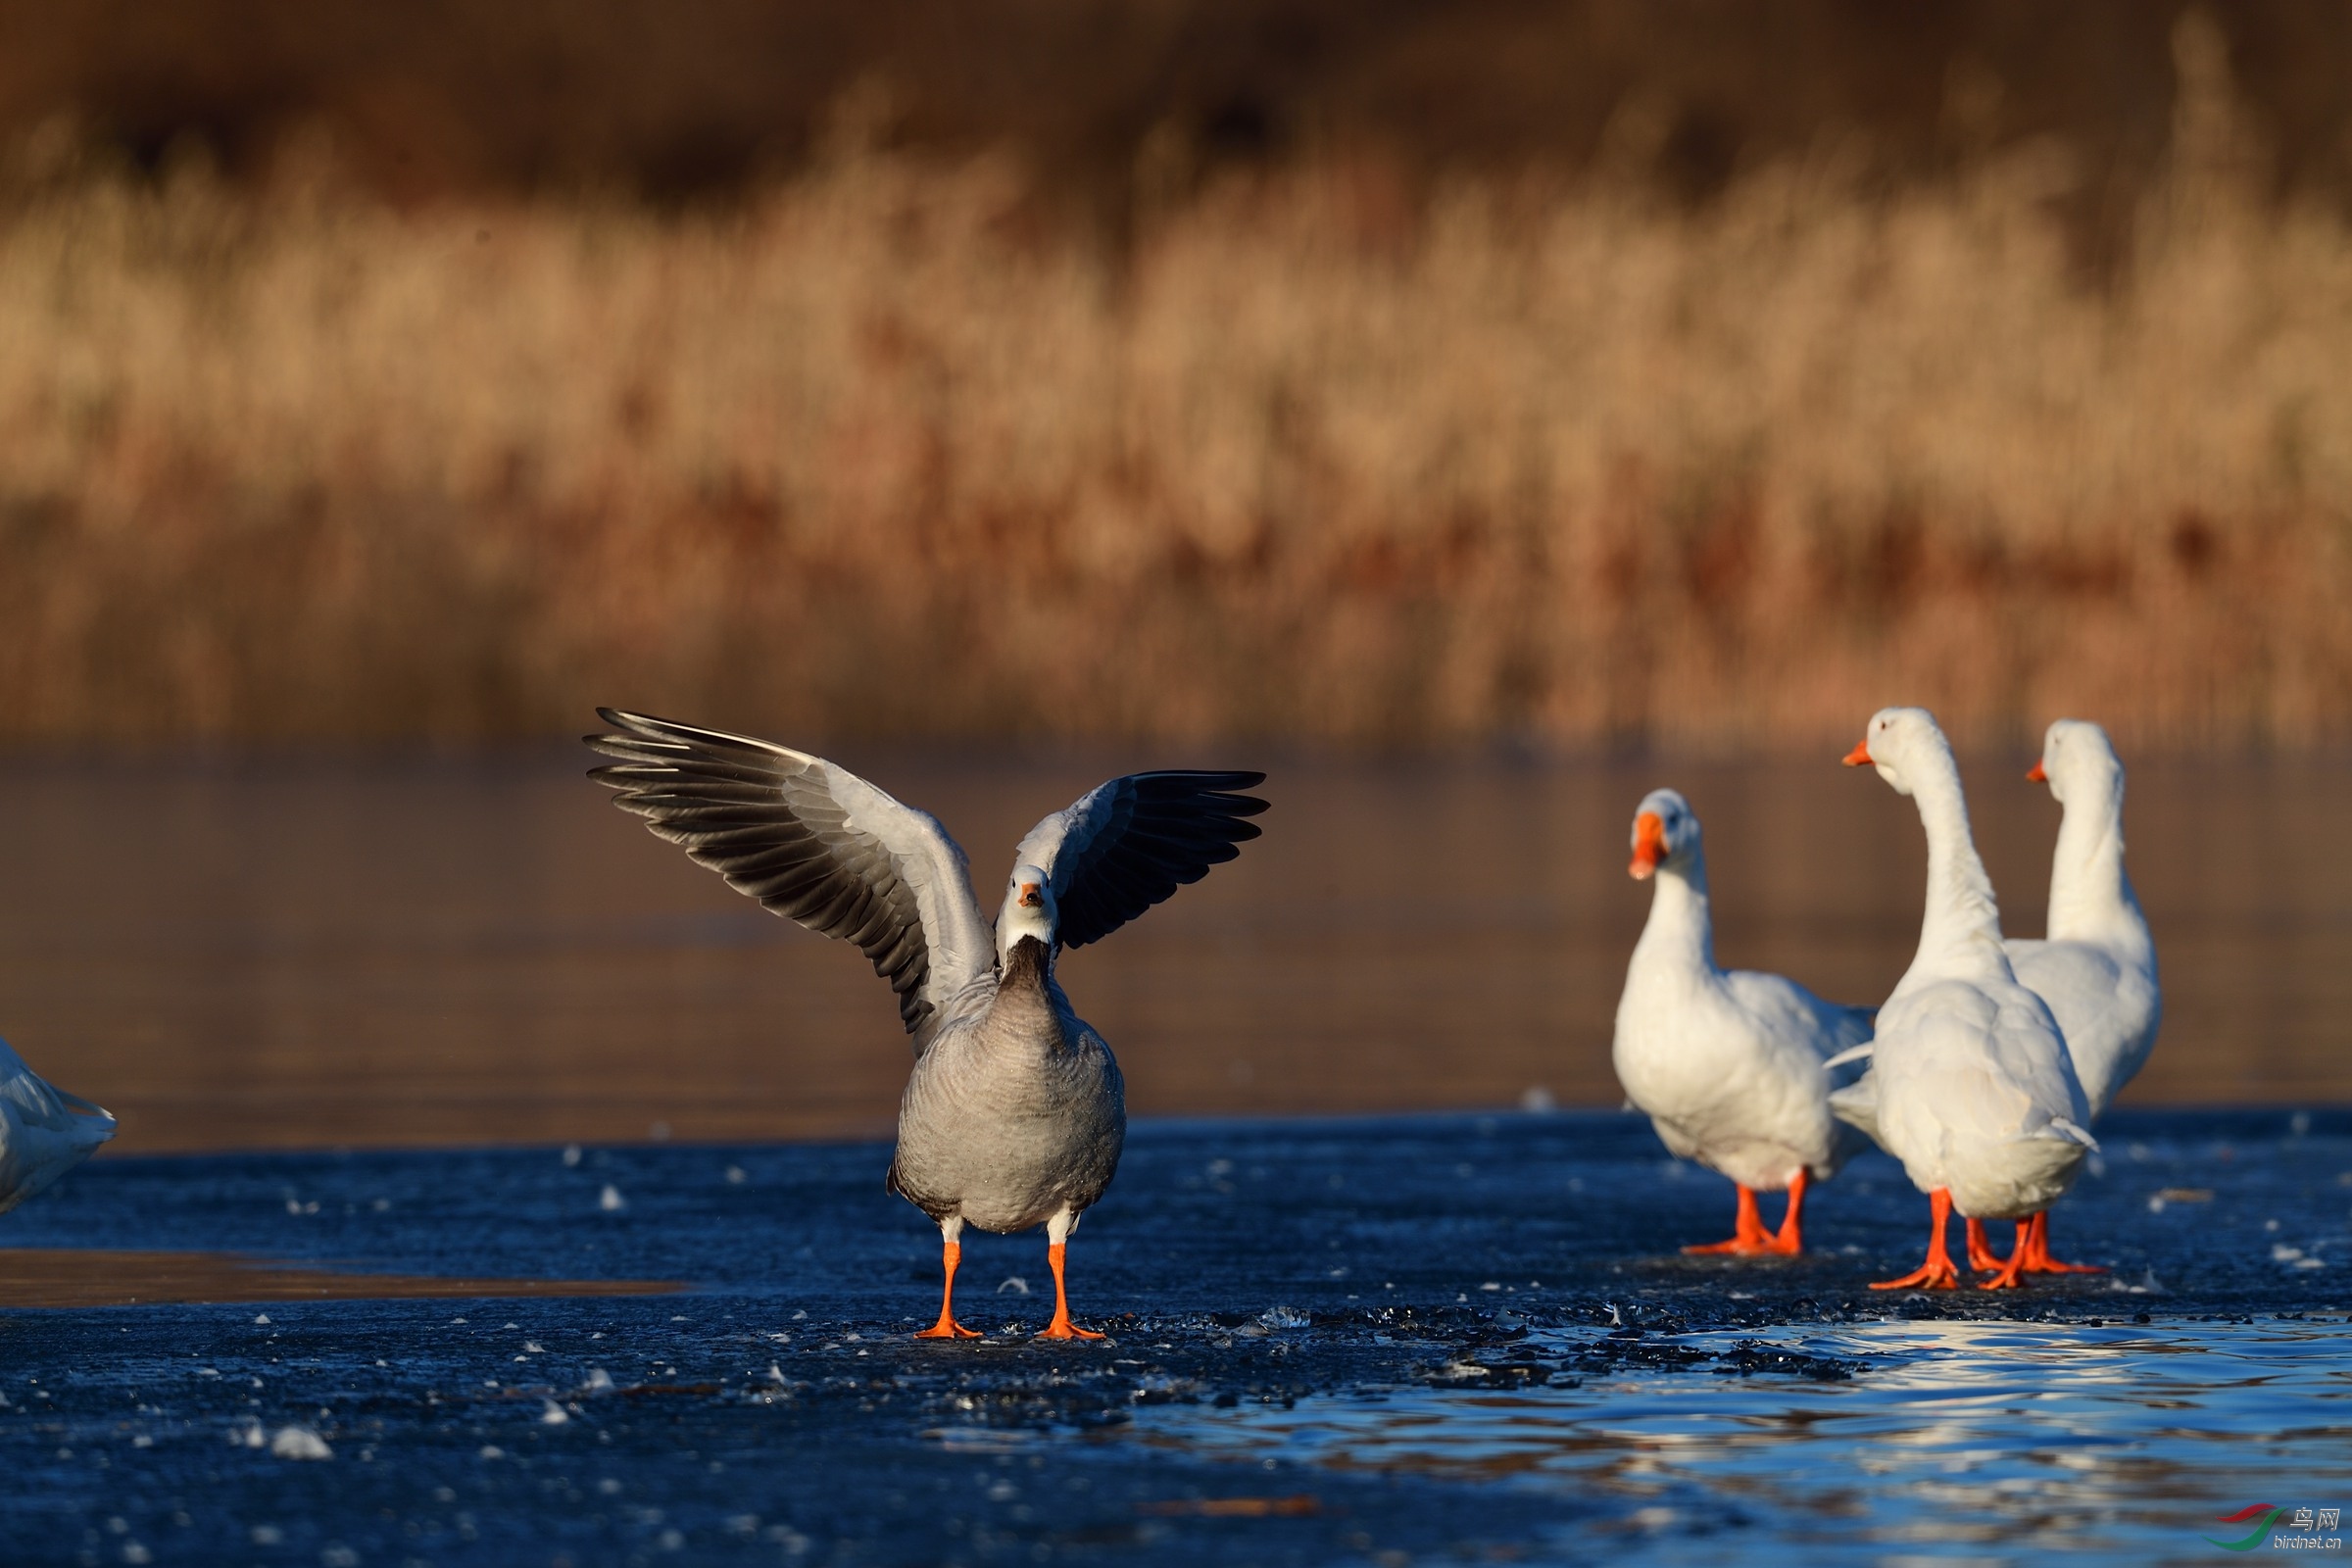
[1684,1184,1779,1254]
[1871,1187,1962,1291]
[1871,1256,1961,1291]
[1963,1217,2011,1274]
[2017,1211,2105,1275]
[1977,1229,2032,1291]
[1760,1168,1812,1255]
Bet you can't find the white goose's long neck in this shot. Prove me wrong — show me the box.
[1902,752,2011,986]
[2046,775,2147,949]
[1630,850,1718,982]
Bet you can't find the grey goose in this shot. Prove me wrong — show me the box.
[586,710,1267,1340]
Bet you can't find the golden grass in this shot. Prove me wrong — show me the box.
[3,28,2348,747]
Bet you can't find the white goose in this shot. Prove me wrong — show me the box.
[1829,708,2096,1290]
[0,1036,116,1221]
[1614,789,1873,1255]
[1983,718,2160,1275]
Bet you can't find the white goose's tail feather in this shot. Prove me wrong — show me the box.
[2036,1116,2099,1151]
[1827,1077,1882,1146]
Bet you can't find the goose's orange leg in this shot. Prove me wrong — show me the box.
[1036,1209,1105,1341]
[1964,1217,2010,1273]
[1037,1242,1105,1340]
[1871,1188,1961,1290]
[1765,1168,1811,1255]
[1978,1216,2032,1291]
[2016,1210,2105,1274]
[1685,1184,1777,1254]
[913,1232,981,1340]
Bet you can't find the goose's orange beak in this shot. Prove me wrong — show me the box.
[2027,760,2048,783]
[1629,812,1668,879]
[1018,881,1043,907]
[1842,741,1874,767]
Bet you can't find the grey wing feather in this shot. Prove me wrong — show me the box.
[1012,770,1269,950]
[585,710,993,1047]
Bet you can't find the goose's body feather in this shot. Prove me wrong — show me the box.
[886,939,1125,1233]
[1859,978,2094,1218]
[2006,940,2159,1117]
[2003,720,2161,1119]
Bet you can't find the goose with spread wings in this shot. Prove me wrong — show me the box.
[586,710,1268,1341]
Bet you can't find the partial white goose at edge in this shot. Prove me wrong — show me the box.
[0,1035,116,1222]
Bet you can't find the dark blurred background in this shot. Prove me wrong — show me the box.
[2,0,2349,748]
[4,4,2350,1146]
[12,1,2352,220]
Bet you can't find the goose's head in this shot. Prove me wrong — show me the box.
[997,863,1058,958]
[1628,788,1700,880]
[2028,718,2122,806]
[1841,707,1949,797]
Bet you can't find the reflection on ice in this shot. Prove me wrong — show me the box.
[1136,1318,2352,1561]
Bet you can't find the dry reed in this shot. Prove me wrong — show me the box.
[1,18,2346,749]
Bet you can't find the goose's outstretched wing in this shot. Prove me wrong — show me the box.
[1012,771,1269,951]
[585,710,994,1048]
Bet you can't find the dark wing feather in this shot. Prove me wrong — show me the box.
[1011,770,1269,951]
[584,710,992,1046]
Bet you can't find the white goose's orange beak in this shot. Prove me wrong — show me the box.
[2026,760,2048,783]
[1017,881,1044,907]
[1842,741,1873,767]
[1629,812,1668,879]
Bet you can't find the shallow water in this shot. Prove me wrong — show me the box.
[0,747,2345,1152]
[1137,1317,2352,1564]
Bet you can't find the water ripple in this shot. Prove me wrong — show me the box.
[1137,1318,2352,1562]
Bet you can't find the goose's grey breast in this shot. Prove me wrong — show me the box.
[887,955,1125,1234]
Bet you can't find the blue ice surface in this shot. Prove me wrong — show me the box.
[1,1106,2348,1566]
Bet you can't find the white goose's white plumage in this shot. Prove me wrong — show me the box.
[1831,707,2095,1291]
[586,710,1266,1340]
[2007,720,2160,1119]
[0,1036,116,1216]
[1613,789,1872,1254]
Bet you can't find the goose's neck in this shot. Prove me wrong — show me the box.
[2046,779,2145,945]
[1904,756,2009,982]
[1630,854,1718,981]
[992,936,1071,1046]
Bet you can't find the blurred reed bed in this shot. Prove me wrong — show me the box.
[1,28,2347,748]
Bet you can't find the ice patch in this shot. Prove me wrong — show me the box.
[270,1426,331,1461]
